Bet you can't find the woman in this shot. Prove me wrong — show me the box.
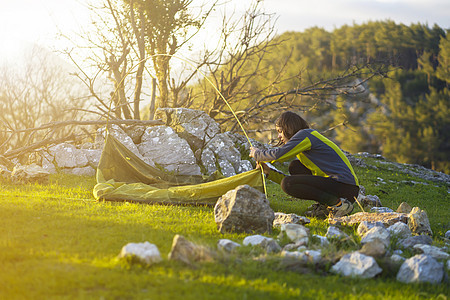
[249,111,359,218]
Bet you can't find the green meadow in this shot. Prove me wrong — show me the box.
[0,156,449,299]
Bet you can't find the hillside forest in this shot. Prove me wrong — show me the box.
[215,21,449,174]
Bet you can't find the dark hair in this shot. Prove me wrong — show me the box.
[275,111,309,144]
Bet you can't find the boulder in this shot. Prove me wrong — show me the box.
[201,133,252,177]
[11,163,50,183]
[96,125,142,158]
[396,254,444,284]
[331,252,382,279]
[214,185,274,234]
[408,207,433,236]
[168,235,215,264]
[137,126,201,176]
[119,242,162,265]
[155,107,220,151]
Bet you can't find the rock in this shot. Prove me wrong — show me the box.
[168,235,215,264]
[201,133,252,177]
[96,125,143,159]
[408,207,433,236]
[396,254,444,284]
[282,244,307,252]
[11,163,50,183]
[155,108,221,151]
[396,202,413,214]
[214,185,274,234]
[445,230,450,239]
[84,149,102,168]
[413,244,449,260]
[329,212,408,227]
[51,143,89,168]
[390,254,405,263]
[331,252,382,279]
[63,166,96,176]
[326,226,349,240]
[370,207,394,213]
[119,242,162,265]
[387,222,411,240]
[137,126,201,176]
[357,221,385,237]
[359,240,387,258]
[279,224,309,245]
[282,249,322,263]
[401,235,433,249]
[260,238,282,254]
[217,239,241,252]
[361,226,390,248]
[273,212,310,227]
[243,235,273,246]
[312,234,329,246]
[360,195,382,208]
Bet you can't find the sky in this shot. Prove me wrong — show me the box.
[0,0,449,63]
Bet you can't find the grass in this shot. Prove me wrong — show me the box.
[0,157,449,299]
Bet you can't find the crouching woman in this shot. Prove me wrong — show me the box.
[249,111,359,218]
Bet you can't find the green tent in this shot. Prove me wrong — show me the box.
[93,135,264,205]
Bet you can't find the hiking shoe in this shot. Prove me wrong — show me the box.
[305,203,330,219]
[329,198,354,218]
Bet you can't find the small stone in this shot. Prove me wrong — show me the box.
[390,254,405,263]
[370,207,394,213]
[396,254,444,284]
[217,239,241,252]
[361,226,391,248]
[408,207,433,236]
[326,226,349,240]
[361,195,382,208]
[279,224,309,245]
[168,235,215,264]
[359,240,387,258]
[331,252,382,279]
[413,244,450,260]
[281,249,322,263]
[401,235,433,249]
[387,222,412,240]
[445,230,450,239]
[260,238,282,254]
[312,234,329,246]
[243,235,273,246]
[273,212,310,227]
[396,202,413,214]
[119,242,162,265]
[357,221,385,237]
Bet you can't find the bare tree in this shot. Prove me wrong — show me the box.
[0,46,89,160]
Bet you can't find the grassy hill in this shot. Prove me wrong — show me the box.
[0,154,448,299]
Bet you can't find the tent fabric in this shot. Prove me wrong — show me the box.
[93,135,263,205]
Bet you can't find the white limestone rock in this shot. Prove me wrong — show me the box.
[331,252,382,279]
[396,254,444,284]
[119,242,162,265]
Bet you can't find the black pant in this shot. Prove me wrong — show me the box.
[280,160,359,206]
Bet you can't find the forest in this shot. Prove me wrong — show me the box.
[231,21,449,173]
